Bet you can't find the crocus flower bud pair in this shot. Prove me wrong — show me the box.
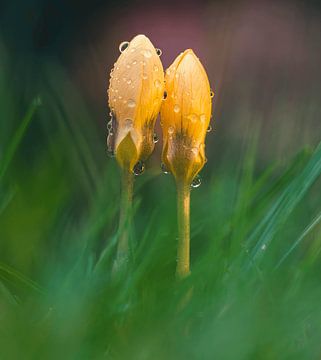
[107,34,213,185]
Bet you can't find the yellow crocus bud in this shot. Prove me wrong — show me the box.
[161,49,212,184]
[161,49,213,278]
[107,34,165,172]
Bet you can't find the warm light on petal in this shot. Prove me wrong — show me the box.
[108,34,165,170]
[161,49,213,183]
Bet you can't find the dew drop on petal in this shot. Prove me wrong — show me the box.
[124,118,133,128]
[141,49,152,58]
[161,163,170,174]
[168,126,174,135]
[191,147,199,156]
[191,174,202,188]
[132,60,137,65]
[153,133,159,143]
[210,90,214,98]
[127,79,132,85]
[127,99,136,108]
[163,91,167,100]
[173,104,180,113]
[187,113,198,123]
[133,161,145,176]
[119,41,129,53]
[156,48,162,56]
[207,124,212,132]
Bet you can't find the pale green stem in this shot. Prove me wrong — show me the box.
[116,168,134,266]
[176,180,191,278]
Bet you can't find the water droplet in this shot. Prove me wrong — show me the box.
[127,99,136,108]
[156,48,162,56]
[191,174,202,188]
[127,79,132,85]
[124,118,133,128]
[153,133,159,143]
[115,89,119,93]
[207,124,212,132]
[187,113,198,123]
[133,161,145,176]
[132,60,137,65]
[107,119,113,133]
[161,163,170,174]
[163,91,167,100]
[200,114,206,122]
[153,65,159,72]
[154,79,161,88]
[119,41,129,53]
[173,104,180,113]
[191,147,199,156]
[126,64,131,69]
[210,89,214,98]
[141,49,152,58]
[107,133,114,157]
[142,73,148,80]
[261,244,267,251]
[168,126,174,135]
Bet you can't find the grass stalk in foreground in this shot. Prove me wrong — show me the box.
[176,181,191,278]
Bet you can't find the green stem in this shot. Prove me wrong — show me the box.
[176,180,191,278]
[116,168,134,265]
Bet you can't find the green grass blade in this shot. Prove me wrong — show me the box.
[249,142,321,264]
[275,211,321,269]
[0,97,41,182]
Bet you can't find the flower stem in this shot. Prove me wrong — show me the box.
[116,168,134,267]
[176,180,191,278]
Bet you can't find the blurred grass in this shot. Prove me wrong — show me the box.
[0,45,321,360]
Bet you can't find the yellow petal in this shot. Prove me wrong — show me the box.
[108,34,165,171]
[161,49,213,183]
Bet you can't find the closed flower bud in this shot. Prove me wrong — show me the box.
[161,49,212,184]
[108,34,165,171]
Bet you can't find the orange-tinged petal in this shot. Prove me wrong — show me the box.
[161,49,213,183]
[107,34,164,171]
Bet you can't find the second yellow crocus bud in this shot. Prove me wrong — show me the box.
[108,34,165,172]
[161,49,212,184]
[161,49,213,278]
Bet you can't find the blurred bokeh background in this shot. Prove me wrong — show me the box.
[1,1,321,358]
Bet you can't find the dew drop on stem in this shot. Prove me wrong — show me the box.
[133,161,145,176]
[191,174,201,188]
[161,163,170,174]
